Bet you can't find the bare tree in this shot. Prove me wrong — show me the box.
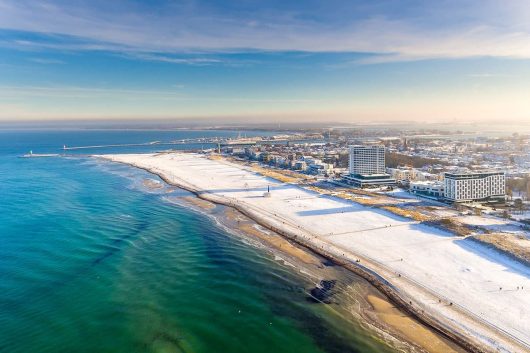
[514,198,524,215]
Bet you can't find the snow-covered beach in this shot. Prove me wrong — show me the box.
[100,152,530,353]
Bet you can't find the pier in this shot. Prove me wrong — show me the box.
[20,153,60,158]
[21,136,320,158]
[60,137,306,151]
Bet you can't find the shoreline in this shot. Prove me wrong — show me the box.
[210,204,463,353]
[146,171,464,353]
[110,157,480,352]
[98,153,529,353]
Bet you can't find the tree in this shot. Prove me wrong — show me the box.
[385,152,448,169]
[507,187,513,201]
[514,198,524,214]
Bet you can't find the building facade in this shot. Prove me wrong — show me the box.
[387,167,414,182]
[344,145,395,188]
[349,145,386,175]
[410,181,444,199]
[342,173,397,188]
[443,171,505,202]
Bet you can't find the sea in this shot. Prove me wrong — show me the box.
[0,129,395,353]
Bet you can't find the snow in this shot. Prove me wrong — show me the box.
[381,188,421,200]
[458,215,530,236]
[512,211,530,222]
[459,215,512,226]
[432,208,459,218]
[102,153,530,352]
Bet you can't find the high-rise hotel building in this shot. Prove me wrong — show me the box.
[443,171,505,202]
[343,145,396,188]
[348,145,386,175]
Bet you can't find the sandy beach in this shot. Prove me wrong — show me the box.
[100,152,530,353]
[169,179,463,353]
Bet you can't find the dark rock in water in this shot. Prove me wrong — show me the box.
[307,280,336,304]
[321,259,335,267]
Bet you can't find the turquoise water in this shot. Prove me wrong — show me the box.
[0,130,394,353]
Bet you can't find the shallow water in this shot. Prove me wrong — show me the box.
[0,130,395,353]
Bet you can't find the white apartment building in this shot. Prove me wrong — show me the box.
[307,162,333,175]
[410,181,444,199]
[387,167,414,181]
[387,167,439,183]
[349,145,386,175]
[443,171,505,202]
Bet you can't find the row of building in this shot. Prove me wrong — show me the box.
[343,145,506,203]
[231,146,339,175]
[226,143,506,203]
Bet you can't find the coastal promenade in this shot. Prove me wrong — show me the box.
[100,152,530,353]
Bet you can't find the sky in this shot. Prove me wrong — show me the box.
[0,0,529,123]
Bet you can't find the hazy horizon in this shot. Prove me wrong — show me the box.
[2,118,530,137]
[1,0,529,122]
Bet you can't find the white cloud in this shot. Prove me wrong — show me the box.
[128,53,223,66]
[28,57,65,64]
[0,85,318,103]
[0,85,186,99]
[0,0,529,62]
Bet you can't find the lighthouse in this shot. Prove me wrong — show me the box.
[263,185,271,198]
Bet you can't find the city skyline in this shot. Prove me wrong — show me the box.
[1,0,529,122]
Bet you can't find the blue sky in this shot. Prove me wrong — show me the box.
[0,0,529,122]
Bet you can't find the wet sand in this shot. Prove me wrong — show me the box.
[224,207,322,266]
[142,178,164,189]
[366,295,460,353]
[181,195,216,210]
